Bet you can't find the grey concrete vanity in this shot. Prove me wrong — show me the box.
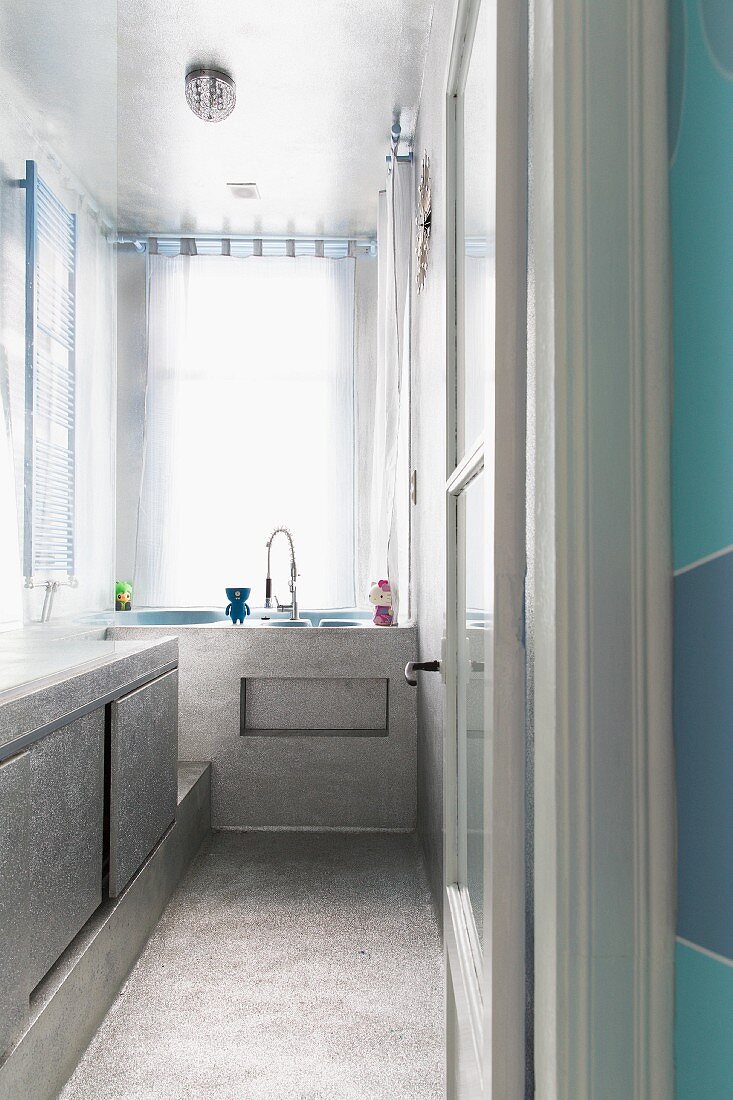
[0,615,416,1094]
[0,635,181,1068]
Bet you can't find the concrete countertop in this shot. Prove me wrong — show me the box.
[0,635,178,755]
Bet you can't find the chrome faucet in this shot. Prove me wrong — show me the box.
[41,581,59,623]
[25,576,77,623]
[265,527,299,620]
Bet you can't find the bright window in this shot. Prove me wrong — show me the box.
[135,254,355,608]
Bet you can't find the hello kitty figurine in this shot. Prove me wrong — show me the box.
[369,579,395,626]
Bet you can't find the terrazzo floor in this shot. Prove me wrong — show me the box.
[59,831,444,1100]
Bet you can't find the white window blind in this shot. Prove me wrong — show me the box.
[24,160,77,580]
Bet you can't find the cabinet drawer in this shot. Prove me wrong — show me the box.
[0,752,30,1056]
[29,711,105,989]
[109,669,178,897]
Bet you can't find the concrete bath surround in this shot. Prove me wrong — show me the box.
[100,615,418,832]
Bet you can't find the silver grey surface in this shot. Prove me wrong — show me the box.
[1,0,434,231]
[0,763,211,1100]
[0,639,110,698]
[410,0,456,920]
[178,761,208,803]
[106,624,417,830]
[0,751,30,1058]
[110,669,179,897]
[0,620,107,642]
[243,675,388,732]
[0,636,178,751]
[60,830,444,1100]
[114,0,434,236]
[28,709,105,989]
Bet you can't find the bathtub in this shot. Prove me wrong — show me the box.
[83,607,374,628]
[94,606,416,833]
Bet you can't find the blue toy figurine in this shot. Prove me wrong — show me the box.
[225,587,252,625]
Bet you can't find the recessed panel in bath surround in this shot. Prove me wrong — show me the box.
[241,676,388,734]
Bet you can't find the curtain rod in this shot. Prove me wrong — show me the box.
[112,233,376,244]
[386,120,413,167]
[111,233,377,256]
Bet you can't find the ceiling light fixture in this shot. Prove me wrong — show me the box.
[185,68,236,123]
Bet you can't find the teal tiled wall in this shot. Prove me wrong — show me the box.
[675,943,733,1097]
[670,2,733,1095]
[671,0,733,571]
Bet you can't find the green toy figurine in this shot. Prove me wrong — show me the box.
[115,581,133,611]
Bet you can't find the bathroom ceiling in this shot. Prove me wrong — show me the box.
[116,0,436,237]
[0,0,118,213]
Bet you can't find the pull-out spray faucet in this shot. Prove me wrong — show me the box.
[264,527,299,620]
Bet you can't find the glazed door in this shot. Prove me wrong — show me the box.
[444,0,527,1094]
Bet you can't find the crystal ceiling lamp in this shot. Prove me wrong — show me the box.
[185,68,236,123]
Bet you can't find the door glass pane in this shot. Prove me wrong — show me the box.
[457,467,494,951]
[459,0,497,458]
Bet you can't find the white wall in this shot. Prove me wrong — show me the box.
[116,249,147,585]
[411,0,456,913]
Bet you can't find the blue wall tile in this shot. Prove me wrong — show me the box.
[675,550,733,959]
[675,942,733,1098]
[671,0,733,1091]
[671,0,733,571]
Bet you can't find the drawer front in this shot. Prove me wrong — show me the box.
[0,752,30,1056]
[109,669,178,897]
[29,711,105,988]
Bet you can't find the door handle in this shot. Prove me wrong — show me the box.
[405,659,441,687]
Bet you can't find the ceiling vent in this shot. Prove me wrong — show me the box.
[227,182,261,200]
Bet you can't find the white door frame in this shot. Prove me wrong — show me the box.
[530,0,675,1095]
[443,0,528,1094]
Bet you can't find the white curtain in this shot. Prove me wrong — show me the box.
[464,252,495,452]
[362,159,413,618]
[464,251,495,615]
[73,200,117,613]
[135,255,355,608]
